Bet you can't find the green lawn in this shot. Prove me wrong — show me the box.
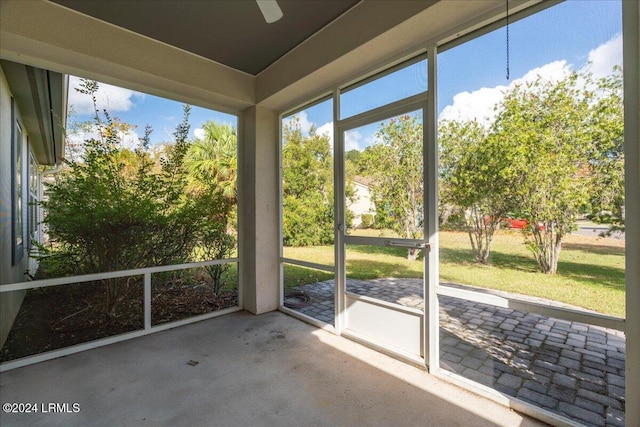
[283,230,626,317]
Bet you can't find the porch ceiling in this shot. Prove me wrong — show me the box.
[51,0,359,76]
[0,0,527,114]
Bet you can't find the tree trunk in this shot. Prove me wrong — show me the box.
[466,206,496,264]
[529,222,563,274]
[548,233,563,275]
[407,248,419,261]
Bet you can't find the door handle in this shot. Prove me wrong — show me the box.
[386,240,430,250]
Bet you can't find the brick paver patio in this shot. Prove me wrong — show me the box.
[285,279,626,427]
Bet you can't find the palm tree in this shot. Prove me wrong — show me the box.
[185,121,237,200]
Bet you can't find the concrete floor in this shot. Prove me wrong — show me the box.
[0,311,547,427]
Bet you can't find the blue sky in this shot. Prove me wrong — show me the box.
[67,82,237,147]
[438,0,622,112]
[289,0,622,152]
[67,0,622,149]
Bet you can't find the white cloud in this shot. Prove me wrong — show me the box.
[283,112,335,148]
[585,33,622,78]
[68,76,144,115]
[194,128,206,140]
[439,87,505,124]
[297,111,314,134]
[151,125,205,143]
[439,33,623,126]
[283,110,314,135]
[65,124,141,160]
[439,60,571,125]
[518,60,570,84]
[345,130,362,151]
[117,129,142,150]
[365,133,381,147]
[315,122,334,147]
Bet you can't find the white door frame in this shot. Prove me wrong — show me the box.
[334,93,431,366]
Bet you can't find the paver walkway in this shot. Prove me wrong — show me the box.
[285,279,626,427]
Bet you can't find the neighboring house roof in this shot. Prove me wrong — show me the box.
[352,175,374,188]
[1,59,67,166]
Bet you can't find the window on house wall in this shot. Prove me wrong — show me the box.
[28,150,39,249]
[11,98,24,266]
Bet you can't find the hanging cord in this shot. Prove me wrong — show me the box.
[506,0,510,80]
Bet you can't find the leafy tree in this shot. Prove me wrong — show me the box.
[282,116,334,246]
[345,149,361,165]
[159,104,191,209]
[361,114,423,260]
[41,127,200,316]
[439,119,518,264]
[38,82,233,316]
[491,73,593,274]
[587,67,624,234]
[438,67,623,273]
[345,149,366,176]
[192,187,235,296]
[184,121,238,293]
[185,121,237,200]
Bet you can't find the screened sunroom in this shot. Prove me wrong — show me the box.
[1,1,638,426]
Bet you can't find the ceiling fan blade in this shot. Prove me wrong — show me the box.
[256,0,283,24]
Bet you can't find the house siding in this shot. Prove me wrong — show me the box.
[349,181,375,228]
[1,65,28,348]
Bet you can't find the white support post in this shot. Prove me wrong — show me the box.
[623,1,640,425]
[239,106,279,315]
[425,45,439,371]
[144,272,151,330]
[334,88,346,334]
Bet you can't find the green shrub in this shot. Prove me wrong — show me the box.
[38,80,235,316]
[360,214,374,229]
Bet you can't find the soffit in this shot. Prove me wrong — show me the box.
[1,60,66,165]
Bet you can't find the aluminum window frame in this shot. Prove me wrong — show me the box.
[275,1,633,424]
[278,94,337,326]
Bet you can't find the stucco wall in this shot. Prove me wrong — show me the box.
[349,182,375,228]
[0,65,28,347]
[239,106,279,315]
